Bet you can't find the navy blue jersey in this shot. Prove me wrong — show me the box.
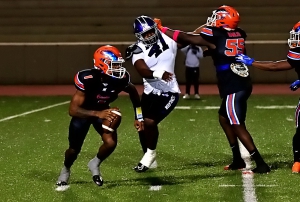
[200,26,251,98]
[74,69,130,110]
[287,47,300,78]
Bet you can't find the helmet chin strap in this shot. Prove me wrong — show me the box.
[223,27,234,31]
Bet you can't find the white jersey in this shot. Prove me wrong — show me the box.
[132,33,180,95]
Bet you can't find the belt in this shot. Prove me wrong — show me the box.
[216,64,230,72]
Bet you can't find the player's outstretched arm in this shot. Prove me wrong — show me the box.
[154,18,214,49]
[236,53,293,71]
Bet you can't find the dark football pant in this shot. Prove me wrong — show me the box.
[293,99,300,162]
[185,67,199,95]
[218,89,252,125]
[141,92,179,124]
[68,117,103,151]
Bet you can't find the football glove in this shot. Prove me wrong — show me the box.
[235,54,255,66]
[153,18,163,31]
[290,80,300,91]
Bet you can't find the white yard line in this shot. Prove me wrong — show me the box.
[175,105,296,110]
[255,105,295,109]
[0,101,69,122]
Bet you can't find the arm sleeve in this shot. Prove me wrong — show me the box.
[74,72,85,91]
[200,27,214,43]
[132,51,144,65]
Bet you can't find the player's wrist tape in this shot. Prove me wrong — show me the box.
[135,107,143,121]
[153,69,165,79]
[161,27,168,33]
[172,30,180,42]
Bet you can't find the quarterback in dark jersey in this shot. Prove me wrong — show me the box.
[155,5,270,173]
[55,45,144,190]
[236,21,300,173]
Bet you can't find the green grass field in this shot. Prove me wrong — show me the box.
[1,95,300,202]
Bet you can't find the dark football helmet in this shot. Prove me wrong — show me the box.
[93,45,126,79]
[288,21,300,48]
[133,15,159,45]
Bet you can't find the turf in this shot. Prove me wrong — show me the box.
[0,95,299,202]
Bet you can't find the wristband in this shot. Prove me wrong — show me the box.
[172,30,180,42]
[152,69,165,79]
[161,27,168,34]
[135,107,143,121]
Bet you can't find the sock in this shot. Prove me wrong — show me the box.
[250,149,265,166]
[57,166,71,182]
[140,149,156,167]
[230,143,242,161]
[88,156,101,176]
[293,132,300,162]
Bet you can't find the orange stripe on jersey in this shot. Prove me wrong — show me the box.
[201,28,213,36]
[74,73,85,90]
[287,51,300,60]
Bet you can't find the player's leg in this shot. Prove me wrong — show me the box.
[226,91,270,173]
[183,67,191,99]
[219,100,245,170]
[134,92,179,172]
[292,100,300,173]
[88,118,118,186]
[56,117,91,187]
[193,67,200,98]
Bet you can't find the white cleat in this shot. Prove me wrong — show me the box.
[183,94,190,99]
[149,160,158,169]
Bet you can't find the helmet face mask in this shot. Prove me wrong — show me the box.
[93,45,126,79]
[206,5,240,30]
[288,22,300,48]
[133,15,159,45]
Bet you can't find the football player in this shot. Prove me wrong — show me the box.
[125,15,207,172]
[155,5,270,173]
[55,45,144,190]
[236,21,300,173]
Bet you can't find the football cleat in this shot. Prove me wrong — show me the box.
[56,181,68,186]
[251,163,271,174]
[194,94,201,100]
[292,162,300,173]
[149,160,158,169]
[92,175,104,186]
[224,159,246,170]
[55,181,70,191]
[133,163,149,173]
[183,94,190,99]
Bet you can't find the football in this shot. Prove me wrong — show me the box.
[102,110,122,132]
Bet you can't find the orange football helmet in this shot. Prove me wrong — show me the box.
[288,21,300,48]
[206,5,240,30]
[93,45,126,79]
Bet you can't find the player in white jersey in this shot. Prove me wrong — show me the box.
[125,15,183,172]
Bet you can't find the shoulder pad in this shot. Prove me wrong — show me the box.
[200,27,213,37]
[125,43,143,60]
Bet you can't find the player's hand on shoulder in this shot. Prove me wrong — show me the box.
[235,54,255,66]
[290,80,300,91]
[153,18,163,31]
